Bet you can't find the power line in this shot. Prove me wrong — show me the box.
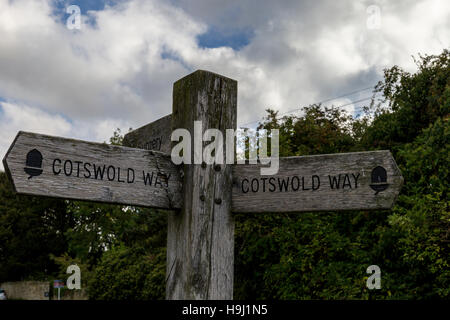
[276,95,374,118]
[332,96,374,109]
[238,86,377,128]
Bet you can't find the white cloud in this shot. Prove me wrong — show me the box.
[0,0,449,170]
[0,101,130,170]
[0,102,70,170]
[0,102,71,137]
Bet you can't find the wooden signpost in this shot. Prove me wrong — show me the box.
[232,150,403,213]
[3,133,403,212]
[3,131,182,209]
[2,69,403,300]
[123,114,172,154]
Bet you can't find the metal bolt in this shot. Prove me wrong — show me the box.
[214,198,222,205]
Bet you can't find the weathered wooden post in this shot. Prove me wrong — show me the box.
[166,70,237,299]
[122,114,172,154]
[3,69,404,302]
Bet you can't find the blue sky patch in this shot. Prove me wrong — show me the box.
[161,49,192,71]
[51,0,111,27]
[52,0,107,12]
[197,26,254,50]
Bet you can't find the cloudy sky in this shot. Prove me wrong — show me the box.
[0,0,449,170]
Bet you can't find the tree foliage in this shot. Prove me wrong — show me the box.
[234,50,449,299]
[88,245,166,300]
[0,172,70,282]
[0,50,448,299]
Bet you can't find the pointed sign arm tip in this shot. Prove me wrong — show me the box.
[2,131,23,194]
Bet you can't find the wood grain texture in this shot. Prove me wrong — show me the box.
[3,131,182,209]
[166,70,237,300]
[232,150,403,213]
[3,132,403,214]
[123,114,172,154]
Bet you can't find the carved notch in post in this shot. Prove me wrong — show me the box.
[166,70,237,299]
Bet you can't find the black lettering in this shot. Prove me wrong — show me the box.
[291,176,300,191]
[74,161,82,177]
[242,178,249,193]
[162,173,171,187]
[268,177,276,192]
[93,164,106,180]
[342,174,352,189]
[107,165,115,181]
[117,167,125,183]
[261,177,268,192]
[83,162,91,178]
[328,175,341,189]
[64,160,73,176]
[352,173,360,189]
[312,175,320,190]
[278,177,289,192]
[155,175,162,187]
[127,168,135,183]
[251,178,259,192]
[157,137,162,150]
[52,158,61,175]
[143,171,154,186]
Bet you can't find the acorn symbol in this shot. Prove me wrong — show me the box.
[24,149,43,179]
[370,166,389,195]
